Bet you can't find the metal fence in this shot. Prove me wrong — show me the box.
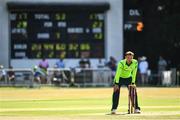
[74,68,112,87]
[47,68,72,87]
[0,68,179,87]
[162,69,179,87]
[47,67,112,87]
[0,68,34,87]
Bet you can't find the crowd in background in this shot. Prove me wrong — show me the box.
[32,56,117,84]
[0,55,172,86]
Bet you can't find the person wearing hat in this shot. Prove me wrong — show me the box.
[111,51,141,114]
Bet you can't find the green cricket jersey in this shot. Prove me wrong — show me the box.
[114,59,138,84]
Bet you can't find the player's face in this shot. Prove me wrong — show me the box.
[125,54,133,63]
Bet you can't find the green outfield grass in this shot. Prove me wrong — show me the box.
[0,87,180,120]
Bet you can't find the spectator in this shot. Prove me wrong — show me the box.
[97,59,104,68]
[55,58,65,68]
[79,57,86,68]
[39,58,49,71]
[138,56,149,85]
[0,65,6,81]
[33,65,46,84]
[158,56,167,85]
[136,56,142,85]
[84,58,91,68]
[7,66,15,85]
[51,65,68,85]
[106,56,117,79]
[79,57,91,68]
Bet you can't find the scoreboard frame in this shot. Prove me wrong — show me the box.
[7,2,110,59]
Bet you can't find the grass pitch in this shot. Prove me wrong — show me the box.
[0,87,180,120]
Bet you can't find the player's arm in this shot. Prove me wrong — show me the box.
[132,61,138,84]
[114,62,123,84]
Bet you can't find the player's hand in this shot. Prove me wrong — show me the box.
[131,82,135,85]
[131,83,136,87]
[113,84,119,92]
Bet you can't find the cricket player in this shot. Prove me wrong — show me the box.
[111,51,141,114]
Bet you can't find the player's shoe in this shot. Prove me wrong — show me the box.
[111,109,116,114]
[135,109,141,114]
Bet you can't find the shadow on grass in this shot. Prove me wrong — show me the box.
[105,112,128,115]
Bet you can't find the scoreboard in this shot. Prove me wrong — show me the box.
[124,9,144,32]
[8,3,109,59]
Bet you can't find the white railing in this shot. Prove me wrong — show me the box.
[1,67,179,87]
[74,67,112,87]
[0,68,34,87]
[47,68,71,86]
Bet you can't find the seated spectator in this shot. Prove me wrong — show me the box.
[97,59,104,68]
[38,58,49,83]
[79,55,91,68]
[7,66,15,85]
[55,58,65,68]
[51,65,68,85]
[79,57,86,68]
[84,58,91,68]
[106,56,117,79]
[33,65,47,84]
[39,58,49,71]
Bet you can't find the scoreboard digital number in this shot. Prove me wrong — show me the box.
[124,9,144,32]
[8,3,109,59]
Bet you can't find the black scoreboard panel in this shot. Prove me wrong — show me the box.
[8,3,110,59]
[124,9,143,32]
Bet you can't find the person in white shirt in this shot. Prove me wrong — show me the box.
[158,56,167,85]
[0,65,6,81]
[138,56,149,85]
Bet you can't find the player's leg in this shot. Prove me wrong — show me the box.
[134,88,141,112]
[111,84,121,114]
